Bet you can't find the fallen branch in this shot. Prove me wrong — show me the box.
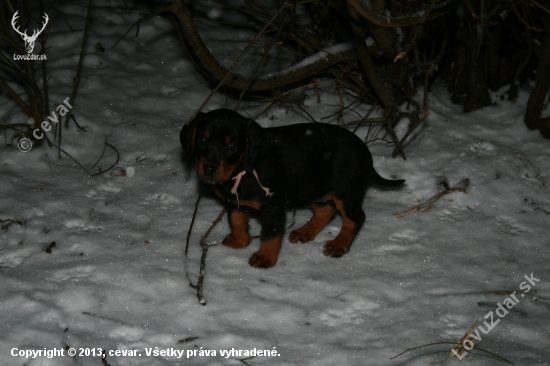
[0,219,25,230]
[59,0,93,159]
[252,80,333,119]
[234,9,292,110]
[185,186,204,256]
[395,185,468,218]
[51,141,120,177]
[186,1,290,121]
[183,189,227,305]
[347,2,404,157]
[450,319,478,359]
[392,63,434,157]
[194,207,226,305]
[435,290,537,296]
[169,0,356,98]
[347,0,456,28]
[390,340,513,364]
[518,155,547,189]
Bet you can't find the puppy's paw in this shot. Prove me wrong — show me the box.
[222,233,251,249]
[289,228,315,243]
[323,240,349,258]
[249,251,277,268]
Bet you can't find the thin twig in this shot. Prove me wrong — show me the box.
[172,0,355,116]
[518,155,547,189]
[60,0,93,159]
[195,207,227,305]
[0,77,32,116]
[450,319,478,359]
[91,141,107,168]
[392,63,433,157]
[112,7,169,48]
[395,187,468,218]
[252,80,333,119]
[90,143,120,176]
[51,141,120,177]
[184,1,291,123]
[435,290,537,296]
[185,185,204,256]
[235,8,291,110]
[348,0,455,28]
[390,340,514,364]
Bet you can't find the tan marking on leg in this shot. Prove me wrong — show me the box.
[236,200,261,210]
[323,198,356,257]
[289,203,336,243]
[249,235,283,268]
[223,211,251,249]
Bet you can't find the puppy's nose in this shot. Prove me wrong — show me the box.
[203,163,217,174]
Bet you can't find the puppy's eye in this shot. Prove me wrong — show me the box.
[226,142,238,150]
[197,135,206,144]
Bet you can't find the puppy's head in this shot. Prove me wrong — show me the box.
[180,109,271,184]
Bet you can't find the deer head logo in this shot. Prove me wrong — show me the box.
[11,11,49,54]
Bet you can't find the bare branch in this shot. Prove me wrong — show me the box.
[169,0,356,96]
[395,185,468,219]
[196,207,226,305]
[347,0,457,28]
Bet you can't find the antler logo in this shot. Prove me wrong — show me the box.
[11,11,49,54]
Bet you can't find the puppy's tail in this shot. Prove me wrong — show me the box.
[371,169,405,187]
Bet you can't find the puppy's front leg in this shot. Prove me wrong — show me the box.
[223,207,251,249]
[249,205,286,268]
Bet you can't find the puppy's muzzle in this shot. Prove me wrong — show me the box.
[197,159,221,183]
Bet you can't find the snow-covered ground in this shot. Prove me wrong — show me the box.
[1,1,549,365]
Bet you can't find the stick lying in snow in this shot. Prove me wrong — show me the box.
[390,339,513,364]
[518,155,548,189]
[395,179,469,218]
[449,319,478,359]
[185,185,225,305]
[193,207,227,305]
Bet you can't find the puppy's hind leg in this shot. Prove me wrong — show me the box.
[289,202,336,243]
[323,195,365,258]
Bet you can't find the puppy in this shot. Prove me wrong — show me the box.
[181,109,404,268]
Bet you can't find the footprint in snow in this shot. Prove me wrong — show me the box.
[143,193,180,210]
[435,208,471,223]
[493,216,526,236]
[0,249,29,268]
[371,244,409,256]
[320,300,380,327]
[470,142,497,157]
[86,182,121,202]
[369,230,418,256]
[52,265,95,282]
[63,218,103,233]
[389,229,419,243]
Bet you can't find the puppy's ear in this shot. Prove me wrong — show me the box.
[243,119,271,173]
[180,112,205,162]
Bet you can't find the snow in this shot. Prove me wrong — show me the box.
[1,1,549,365]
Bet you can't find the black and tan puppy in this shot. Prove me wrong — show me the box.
[181,109,404,268]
